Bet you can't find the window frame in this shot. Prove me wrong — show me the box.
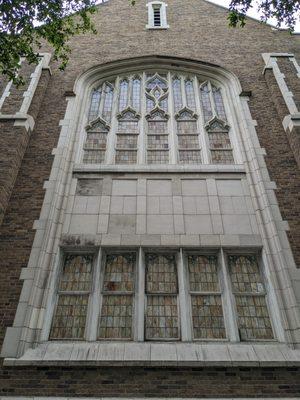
[78,70,243,167]
[146,1,169,29]
[46,247,278,344]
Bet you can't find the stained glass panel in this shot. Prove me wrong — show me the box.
[116,134,138,149]
[188,255,219,292]
[173,78,182,111]
[145,295,179,339]
[83,150,105,164]
[119,80,128,111]
[177,120,197,135]
[208,131,232,149]
[103,253,136,292]
[212,86,226,120]
[84,132,107,150]
[59,254,93,291]
[185,79,196,110]
[132,78,141,110]
[148,134,169,149]
[178,150,201,164]
[50,295,89,339]
[211,150,234,164]
[98,295,133,339]
[115,150,137,164]
[146,254,177,294]
[102,84,114,122]
[177,135,199,149]
[147,150,169,164]
[229,256,265,294]
[88,89,101,121]
[148,121,168,134]
[200,84,213,122]
[191,295,226,339]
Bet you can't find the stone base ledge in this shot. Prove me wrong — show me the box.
[3,342,300,367]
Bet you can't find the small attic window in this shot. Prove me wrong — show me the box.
[146,1,169,29]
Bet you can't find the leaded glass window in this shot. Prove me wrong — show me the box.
[207,120,234,164]
[84,72,237,165]
[50,254,93,339]
[188,255,226,339]
[50,250,276,343]
[145,254,179,340]
[228,255,274,341]
[115,110,139,164]
[98,253,136,340]
[83,120,109,164]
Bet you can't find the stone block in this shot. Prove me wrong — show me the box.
[222,214,252,234]
[110,196,124,214]
[184,215,213,234]
[147,179,172,196]
[112,179,137,196]
[183,196,196,214]
[196,196,210,214]
[180,234,200,246]
[173,196,183,214]
[98,214,109,233]
[159,196,173,214]
[86,196,101,214]
[108,215,136,234]
[181,179,207,196]
[147,196,159,214]
[136,214,146,234]
[174,214,185,234]
[137,196,146,214]
[161,235,180,246]
[72,196,88,213]
[123,196,136,214]
[217,180,244,196]
[76,179,102,195]
[147,214,174,234]
[99,195,111,214]
[69,214,98,234]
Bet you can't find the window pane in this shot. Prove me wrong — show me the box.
[178,150,201,164]
[98,295,133,339]
[200,83,213,122]
[59,254,93,291]
[116,150,137,164]
[173,78,182,111]
[116,134,138,149]
[211,150,234,164]
[191,295,226,339]
[185,79,196,110]
[208,131,231,149]
[178,135,199,149]
[103,253,136,292]
[229,255,265,294]
[102,84,114,122]
[84,132,107,149]
[188,255,220,292]
[88,89,101,121]
[148,121,168,134]
[132,78,141,111]
[119,79,128,111]
[50,295,89,339]
[146,295,179,339]
[83,150,105,164]
[147,150,169,164]
[212,85,226,120]
[177,120,197,135]
[146,254,177,293]
[148,134,169,149]
[235,295,274,340]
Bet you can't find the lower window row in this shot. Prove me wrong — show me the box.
[49,249,275,342]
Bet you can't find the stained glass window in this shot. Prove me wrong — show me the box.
[207,121,234,164]
[188,255,226,339]
[84,73,236,165]
[119,79,129,111]
[83,121,109,164]
[145,254,179,340]
[50,254,93,340]
[98,253,136,340]
[228,255,274,341]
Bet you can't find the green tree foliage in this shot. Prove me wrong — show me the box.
[228,0,300,30]
[0,0,97,85]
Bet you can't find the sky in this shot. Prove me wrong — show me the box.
[209,0,300,33]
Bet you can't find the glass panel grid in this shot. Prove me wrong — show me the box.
[185,80,196,110]
[211,150,234,164]
[50,295,89,339]
[229,255,274,340]
[147,150,169,164]
[178,135,199,149]
[115,150,137,164]
[148,134,169,149]
[118,120,139,133]
[102,85,114,122]
[88,89,101,121]
[132,78,141,111]
[146,295,179,339]
[208,131,232,149]
[116,134,138,149]
[98,295,133,339]
[119,80,128,111]
[148,121,168,134]
[188,255,220,292]
[191,295,226,339]
[146,254,178,293]
[177,120,197,135]
[84,132,107,150]
[173,78,182,111]
[103,253,136,293]
[59,254,93,291]
[200,84,213,122]
[212,86,227,120]
[179,150,201,164]
[83,150,105,164]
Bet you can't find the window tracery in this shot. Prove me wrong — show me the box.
[84,72,236,165]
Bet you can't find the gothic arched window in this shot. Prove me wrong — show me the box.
[83,72,237,165]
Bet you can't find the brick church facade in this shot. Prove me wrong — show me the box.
[1,0,300,397]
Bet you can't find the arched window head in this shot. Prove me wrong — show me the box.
[84,71,236,165]
[146,1,169,29]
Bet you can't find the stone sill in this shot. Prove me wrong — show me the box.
[3,342,300,367]
[73,164,246,174]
